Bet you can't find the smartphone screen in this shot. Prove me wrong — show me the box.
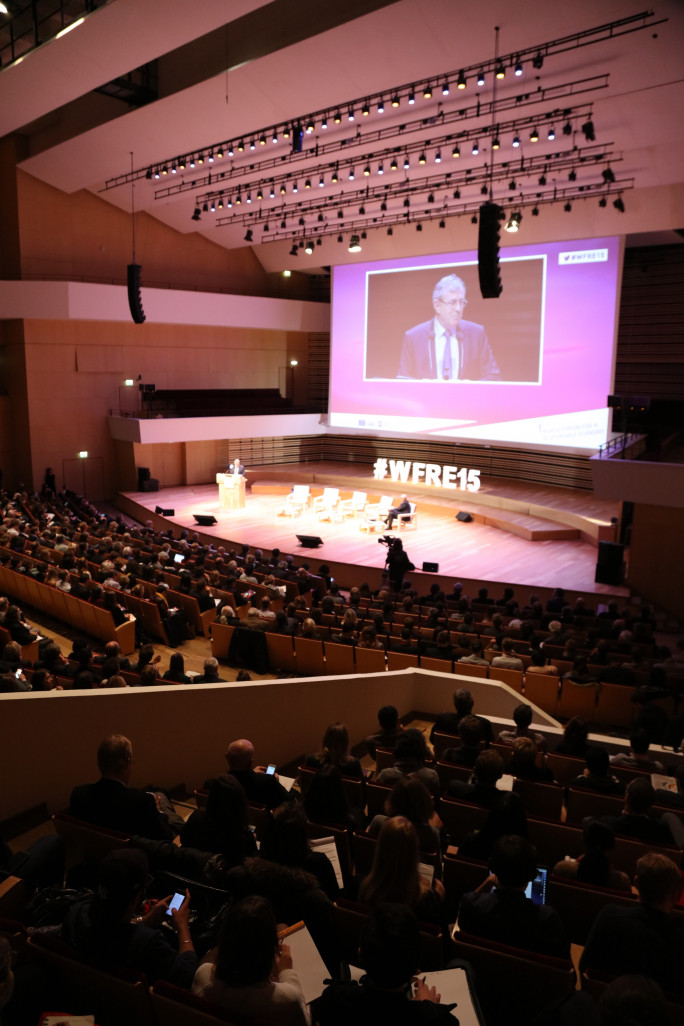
[266,764,276,775]
[166,891,185,916]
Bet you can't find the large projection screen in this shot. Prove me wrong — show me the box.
[329,236,623,452]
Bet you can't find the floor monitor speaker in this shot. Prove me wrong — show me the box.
[296,534,323,548]
[595,541,624,585]
[155,506,174,516]
[193,514,218,526]
[456,511,473,522]
[422,561,439,573]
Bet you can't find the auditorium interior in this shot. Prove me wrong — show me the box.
[1,0,684,1021]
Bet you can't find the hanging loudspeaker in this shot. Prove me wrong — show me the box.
[127,263,146,324]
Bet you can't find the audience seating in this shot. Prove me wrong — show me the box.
[354,647,386,673]
[27,932,152,1026]
[452,662,488,679]
[365,781,392,818]
[333,897,444,970]
[557,679,598,721]
[442,853,489,922]
[265,632,296,673]
[546,876,638,946]
[449,931,576,1026]
[0,877,25,921]
[438,797,488,843]
[52,811,130,877]
[151,980,239,1026]
[488,666,524,692]
[512,778,565,820]
[420,655,454,674]
[523,672,560,717]
[593,682,636,730]
[386,650,419,671]
[293,635,326,676]
[323,641,355,675]
[209,622,234,661]
[436,761,474,791]
[546,751,586,787]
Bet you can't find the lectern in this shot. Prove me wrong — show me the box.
[216,472,246,509]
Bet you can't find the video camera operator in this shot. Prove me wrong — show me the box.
[379,535,415,593]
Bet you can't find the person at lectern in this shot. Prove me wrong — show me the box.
[397,273,500,381]
[228,457,246,476]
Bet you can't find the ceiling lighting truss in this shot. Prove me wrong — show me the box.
[103,11,661,194]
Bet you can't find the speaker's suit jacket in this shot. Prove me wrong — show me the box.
[396,318,500,380]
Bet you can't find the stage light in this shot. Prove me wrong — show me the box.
[202,202,208,212]
[495,61,505,79]
[512,135,520,148]
[249,139,255,150]
[237,139,244,151]
[562,121,573,135]
[305,240,314,254]
[403,155,410,169]
[235,194,241,205]
[416,223,422,231]
[532,51,544,69]
[530,127,539,142]
[547,126,556,141]
[321,116,327,129]
[362,101,370,116]
[599,196,607,207]
[403,198,410,207]
[492,136,500,150]
[197,153,204,164]
[305,179,312,189]
[581,119,595,141]
[363,164,371,176]
[387,226,393,235]
[378,163,384,174]
[508,179,516,190]
[209,199,215,212]
[538,174,547,186]
[435,150,442,163]
[472,141,479,155]
[332,170,339,183]
[359,205,365,215]
[377,98,384,113]
[259,135,266,145]
[246,193,252,203]
[504,211,522,232]
[442,80,449,95]
[602,167,616,183]
[408,87,415,104]
[471,213,477,224]
[289,243,298,256]
[439,219,446,228]
[334,110,342,124]
[349,167,355,180]
[337,234,343,243]
[153,168,160,179]
[453,188,461,199]
[319,175,325,187]
[419,152,426,165]
[452,144,460,158]
[568,169,577,181]
[269,185,275,198]
[391,94,400,107]
[348,234,362,252]
[481,184,488,195]
[457,70,466,89]
[244,228,253,242]
[283,269,292,277]
[477,70,485,86]
[272,128,278,143]
[564,201,572,212]
[514,57,523,76]
[532,205,539,216]
[427,193,435,203]
[380,200,387,211]
[348,108,355,121]
[306,120,314,134]
[292,181,298,193]
[613,196,625,212]
[423,83,432,98]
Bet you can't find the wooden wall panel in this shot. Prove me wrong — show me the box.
[627,503,684,620]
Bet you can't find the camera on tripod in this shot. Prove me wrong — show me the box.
[378,534,398,547]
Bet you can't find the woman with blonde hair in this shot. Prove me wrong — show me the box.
[358,816,444,922]
[305,722,363,780]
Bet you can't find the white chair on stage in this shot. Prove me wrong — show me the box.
[361,495,392,532]
[278,484,310,517]
[313,487,340,521]
[340,491,368,518]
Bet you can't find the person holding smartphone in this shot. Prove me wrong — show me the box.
[61,848,198,988]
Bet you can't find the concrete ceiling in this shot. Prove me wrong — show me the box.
[4,0,684,272]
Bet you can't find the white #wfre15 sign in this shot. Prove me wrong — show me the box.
[372,458,481,491]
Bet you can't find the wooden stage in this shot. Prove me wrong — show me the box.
[118,462,628,600]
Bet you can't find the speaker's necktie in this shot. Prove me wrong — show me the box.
[442,331,453,380]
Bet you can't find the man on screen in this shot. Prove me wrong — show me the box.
[397,273,500,381]
[228,456,246,476]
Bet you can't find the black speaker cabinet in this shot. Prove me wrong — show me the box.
[422,561,439,573]
[595,541,625,585]
[137,467,150,489]
[141,478,159,492]
[456,511,473,522]
[296,534,323,548]
[193,514,218,526]
[155,506,174,516]
[127,262,146,324]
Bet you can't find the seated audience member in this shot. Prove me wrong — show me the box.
[364,704,404,759]
[446,750,507,803]
[376,729,439,796]
[61,848,197,988]
[430,687,494,745]
[69,734,182,839]
[304,764,364,832]
[554,716,590,757]
[498,703,548,754]
[193,657,227,684]
[367,775,442,867]
[491,638,524,671]
[458,835,569,958]
[580,852,684,996]
[527,647,559,676]
[358,625,384,650]
[422,630,454,662]
[441,716,484,768]
[315,903,455,1024]
[654,762,684,810]
[563,656,600,687]
[567,745,624,796]
[596,777,679,846]
[133,644,161,676]
[458,640,489,665]
[93,639,131,672]
[358,817,445,924]
[388,625,419,655]
[162,651,191,684]
[304,721,363,779]
[180,775,257,863]
[154,582,189,647]
[457,792,528,862]
[507,737,555,783]
[610,729,665,773]
[192,895,309,1025]
[552,820,631,891]
[221,738,292,810]
[260,802,339,900]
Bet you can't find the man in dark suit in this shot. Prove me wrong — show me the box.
[397,273,500,381]
[458,835,569,958]
[228,457,246,475]
[581,852,684,996]
[385,494,411,529]
[69,734,178,839]
[192,657,228,683]
[598,776,676,845]
[222,738,293,810]
[430,687,494,745]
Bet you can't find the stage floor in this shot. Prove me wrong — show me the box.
[120,475,629,600]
